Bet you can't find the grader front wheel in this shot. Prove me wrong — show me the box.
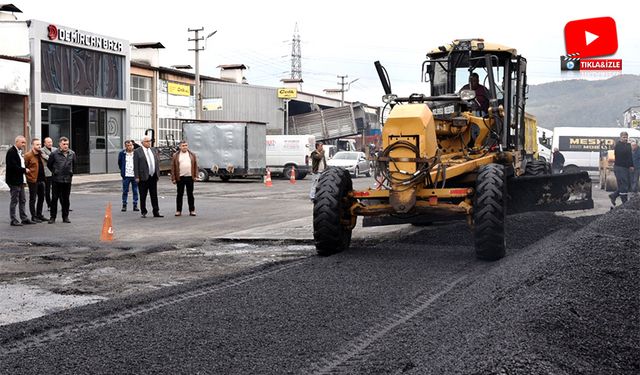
[313,167,354,256]
[473,164,506,261]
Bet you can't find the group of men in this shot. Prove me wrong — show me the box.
[117,135,199,218]
[6,136,75,225]
[6,134,199,226]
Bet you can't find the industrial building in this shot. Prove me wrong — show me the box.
[0,5,380,176]
[1,6,129,174]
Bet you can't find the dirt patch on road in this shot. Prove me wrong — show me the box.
[0,240,314,325]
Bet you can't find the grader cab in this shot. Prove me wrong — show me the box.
[312,39,593,260]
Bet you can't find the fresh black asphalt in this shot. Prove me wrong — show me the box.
[0,202,638,374]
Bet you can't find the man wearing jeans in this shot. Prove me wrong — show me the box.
[118,140,139,212]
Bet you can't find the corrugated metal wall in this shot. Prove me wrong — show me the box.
[130,102,151,142]
[201,81,284,134]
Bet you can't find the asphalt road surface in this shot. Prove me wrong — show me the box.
[0,197,637,374]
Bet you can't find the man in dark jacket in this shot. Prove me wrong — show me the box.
[551,147,565,174]
[47,137,76,223]
[134,135,163,218]
[5,135,35,226]
[609,131,633,206]
[631,140,640,194]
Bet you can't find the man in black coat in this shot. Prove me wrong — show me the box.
[5,135,35,226]
[46,137,76,224]
[609,131,634,206]
[551,147,565,174]
[134,135,163,218]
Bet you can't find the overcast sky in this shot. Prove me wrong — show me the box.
[15,0,640,105]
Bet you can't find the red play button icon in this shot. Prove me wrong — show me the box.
[564,17,618,59]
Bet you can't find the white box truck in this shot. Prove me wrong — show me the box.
[266,135,315,180]
[183,121,267,182]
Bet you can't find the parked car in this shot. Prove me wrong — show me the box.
[326,151,371,178]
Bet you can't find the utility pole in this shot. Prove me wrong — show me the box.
[188,27,204,120]
[337,75,348,106]
[336,75,359,106]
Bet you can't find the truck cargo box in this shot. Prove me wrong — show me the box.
[183,121,266,182]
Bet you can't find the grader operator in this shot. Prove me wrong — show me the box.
[312,39,593,260]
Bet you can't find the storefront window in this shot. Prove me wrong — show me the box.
[41,42,71,94]
[71,48,100,96]
[41,41,123,100]
[102,53,122,99]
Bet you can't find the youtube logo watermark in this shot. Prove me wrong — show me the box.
[560,17,622,71]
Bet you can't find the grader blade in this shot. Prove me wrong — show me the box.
[507,172,593,214]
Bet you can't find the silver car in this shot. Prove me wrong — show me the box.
[326,151,371,178]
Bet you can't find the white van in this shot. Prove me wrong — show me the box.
[552,127,640,172]
[266,135,315,179]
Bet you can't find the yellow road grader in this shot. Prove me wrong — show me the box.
[312,39,593,260]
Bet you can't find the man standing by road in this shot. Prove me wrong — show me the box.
[134,135,163,218]
[118,140,139,212]
[5,135,34,226]
[551,147,565,174]
[309,142,327,201]
[609,131,633,206]
[24,138,48,223]
[631,140,640,194]
[170,140,198,216]
[47,137,76,224]
[41,137,55,211]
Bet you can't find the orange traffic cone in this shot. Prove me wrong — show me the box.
[289,166,296,184]
[100,202,114,242]
[265,168,273,187]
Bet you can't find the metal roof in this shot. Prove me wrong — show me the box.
[0,4,22,12]
[217,64,248,70]
[131,42,165,49]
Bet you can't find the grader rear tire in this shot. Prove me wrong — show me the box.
[313,167,353,256]
[473,164,506,261]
